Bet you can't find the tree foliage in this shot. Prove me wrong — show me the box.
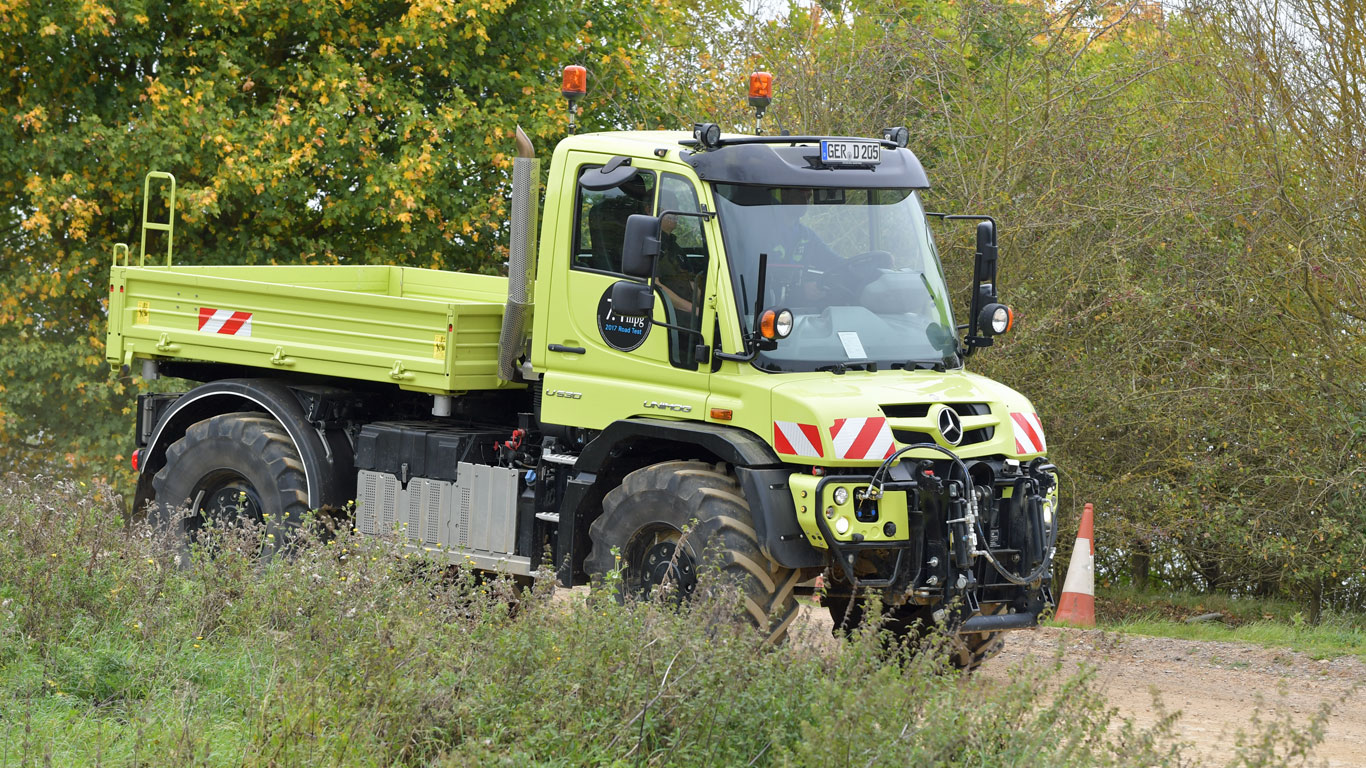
[691,0,1366,614]
[3,0,1363,614]
[0,0,658,481]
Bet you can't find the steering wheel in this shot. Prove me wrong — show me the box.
[848,250,893,277]
[823,250,893,302]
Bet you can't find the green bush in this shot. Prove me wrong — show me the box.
[0,477,1329,766]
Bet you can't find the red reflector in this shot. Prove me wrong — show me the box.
[131,449,140,471]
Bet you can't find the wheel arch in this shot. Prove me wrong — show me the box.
[557,418,823,583]
[133,379,354,519]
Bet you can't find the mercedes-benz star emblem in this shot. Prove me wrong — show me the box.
[937,406,963,446]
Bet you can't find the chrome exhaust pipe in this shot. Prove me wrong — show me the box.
[498,126,540,382]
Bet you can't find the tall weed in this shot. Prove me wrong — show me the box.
[0,477,1330,766]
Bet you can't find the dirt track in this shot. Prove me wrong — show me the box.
[791,608,1366,766]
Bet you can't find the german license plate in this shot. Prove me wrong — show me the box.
[820,140,881,166]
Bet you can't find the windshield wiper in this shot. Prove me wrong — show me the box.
[891,360,947,372]
[919,272,941,310]
[817,360,878,374]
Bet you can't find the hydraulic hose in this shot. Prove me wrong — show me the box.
[863,443,1057,588]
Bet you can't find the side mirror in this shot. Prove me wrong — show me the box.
[621,214,661,278]
[609,280,654,317]
[966,219,1000,350]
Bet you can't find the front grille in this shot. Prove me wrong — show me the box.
[881,403,930,419]
[881,402,991,418]
[892,426,995,447]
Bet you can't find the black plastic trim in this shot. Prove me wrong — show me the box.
[686,142,930,189]
[735,467,824,569]
[133,378,355,517]
[574,418,782,473]
[958,611,1038,634]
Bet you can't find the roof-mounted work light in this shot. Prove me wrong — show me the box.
[882,126,909,147]
[562,65,587,134]
[693,122,722,149]
[749,71,773,135]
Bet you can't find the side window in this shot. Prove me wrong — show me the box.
[656,173,710,370]
[572,166,656,275]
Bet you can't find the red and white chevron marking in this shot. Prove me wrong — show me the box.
[773,421,824,458]
[1011,412,1047,455]
[829,416,896,460]
[198,307,253,337]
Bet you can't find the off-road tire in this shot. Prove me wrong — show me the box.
[825,572,1007,671]
[585,460,803,643]
[151,413,308,561]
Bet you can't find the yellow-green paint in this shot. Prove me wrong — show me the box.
[106,264,517,395]
[789,473,911,548]
[109,132,1047,479]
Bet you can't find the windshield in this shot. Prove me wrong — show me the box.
[713,185,959,372]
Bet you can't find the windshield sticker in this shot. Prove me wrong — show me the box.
[837,332,866,359]
[597,288,651,352]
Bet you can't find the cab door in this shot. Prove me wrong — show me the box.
[538,152,716,431]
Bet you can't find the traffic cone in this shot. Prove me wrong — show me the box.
[1054,502,1096,626]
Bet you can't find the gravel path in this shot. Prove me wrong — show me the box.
[989,626,1365,767]
[790,606,1364,766]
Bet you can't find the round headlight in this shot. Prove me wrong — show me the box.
[774,309,793,339]
[991,306,1010,333]
[979,303,1013,336]
[834,517,850,535]
[832,486,849,506]
[693,122,721,149]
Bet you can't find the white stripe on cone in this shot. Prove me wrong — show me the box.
[1059,537,1093,598]
[1054,502,1096,626]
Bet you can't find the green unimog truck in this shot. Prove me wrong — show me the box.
[106,75,1057,666]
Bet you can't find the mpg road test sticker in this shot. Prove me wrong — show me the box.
[597,288,651,352]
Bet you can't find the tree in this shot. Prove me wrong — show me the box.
[0,0,675,485]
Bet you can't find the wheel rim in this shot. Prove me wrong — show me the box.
[625,528,698,602]
[185,469,265,538]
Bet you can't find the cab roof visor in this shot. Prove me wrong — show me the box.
[685,142,929,189]
[578,156,639,191]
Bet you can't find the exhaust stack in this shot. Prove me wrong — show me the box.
[497,126,540,382]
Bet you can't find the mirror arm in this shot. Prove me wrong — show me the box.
[928,213,1000,356]
[656,208,716,222]
[715,252,770,363]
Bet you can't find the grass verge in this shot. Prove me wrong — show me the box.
[0,476,1333,766]
[1084,585,1366,660]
